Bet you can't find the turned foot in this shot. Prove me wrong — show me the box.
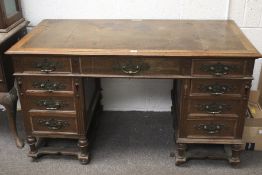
[229,144,241,167]
[27,136,38,156]
[175,143,187,165]
[78,138,90,165]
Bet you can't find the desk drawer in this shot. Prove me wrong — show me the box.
[19,76,74,92]
[28,96,75,111]
[184,118,237,138]
[190,79,246,97]
[187,98,241,116]
[30,113,78,135]
[192,60,245,77]
[80,57,190,76]
[14,56,72,74]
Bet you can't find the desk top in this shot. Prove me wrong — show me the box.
[7,19,261,58]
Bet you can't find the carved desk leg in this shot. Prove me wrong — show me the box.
[175,143,187,165]
[229,144,241,166]
[0,87,24,148]
[78,138,90,164]
[27,136,38,158]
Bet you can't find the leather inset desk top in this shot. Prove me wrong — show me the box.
[6,20,261,57]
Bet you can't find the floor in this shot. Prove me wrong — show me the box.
[0,111,262,175]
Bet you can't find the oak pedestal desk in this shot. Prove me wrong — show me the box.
[6,20,261,165]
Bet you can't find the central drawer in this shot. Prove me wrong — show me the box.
[80,57,190,76]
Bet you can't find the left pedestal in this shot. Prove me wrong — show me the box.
[16,76,102,164]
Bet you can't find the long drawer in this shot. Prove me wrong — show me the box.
[80,56,191,76]
[184,118,238,139]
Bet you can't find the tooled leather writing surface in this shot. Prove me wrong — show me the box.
[7,20,261,57]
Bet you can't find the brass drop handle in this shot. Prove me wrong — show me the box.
[196,124,224,134]
[45,101,61,110]
[205,104,222,114]
[49,83,58,92]
[207,111,222,114]
[207,85,225,95]
[35,62,57,73]
[40,82,53,92]
[33,80,65,92]
[38,119,69,130]
[214,72,223,76]
[121,65,141,75]
[210,92,224,95]
[37,100,63,110]
[201,63,236,77]
[198,103,231,114]
[204,124,222,134]
[210,65,229,76]
[40,68,55,73]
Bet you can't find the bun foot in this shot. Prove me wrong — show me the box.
[175,143,187,166]
[78,153,90,165]
[175,156,187,166]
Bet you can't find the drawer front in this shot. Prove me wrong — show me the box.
[190,79,245,96]
[80,57,190,76]
[19,76,74,92]
[192,60,245,77]
[184,118,237,138]
[14,56,72,74]
[30,113,78,135]
[27,96,76,111]
[187,99,242,116]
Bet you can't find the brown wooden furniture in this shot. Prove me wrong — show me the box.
[0,0,24,33]
[0,20,27,148]
[6,20,261,165]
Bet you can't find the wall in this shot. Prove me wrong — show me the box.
[229,0,262,91]
[19,0,262,111]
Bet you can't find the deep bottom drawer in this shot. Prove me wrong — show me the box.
[30,113,78,135]
[184,118,237,139]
